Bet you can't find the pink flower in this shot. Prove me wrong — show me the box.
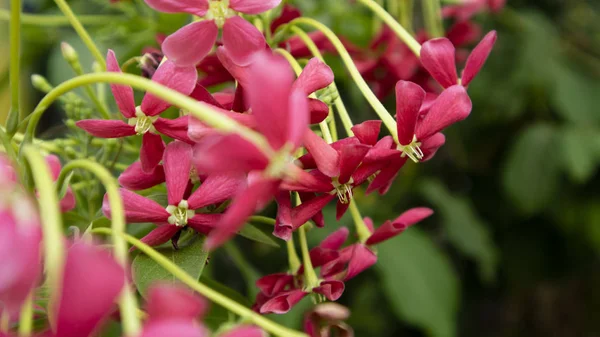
[420,31,497,89]
[45,155,76,212]
[443,0,505,22]
[144,0,280,66]
[104,141,245,248]
[76,50,197,172]
[304,303,354,337]
[273,192,335,241]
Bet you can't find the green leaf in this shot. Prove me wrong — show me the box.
[199,275,252,330]
[552,65,600,125]
[238,223,280,248]
[376,229,460,337]
[503,124,561,215]
[559,125,600,183]
[420,179,498,283]
[131,234,208,297]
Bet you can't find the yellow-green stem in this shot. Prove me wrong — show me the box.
[275,48,334,144]
[6,0,22,136]
[52,0,106,69]
[349,199,372,243]
[56,160,140,336]
[289,18,398,141]
[423,0,444,38]
[22,147,65,331]
[18,293,34,336]
[0,10,124,26]
[298,225,319,289]
[20,73,273,158]
[399,0,414,32]
[288,26,350,138]
[249,215,276,226]
[286,236,302,274]
[356,0,421,56]
[91,228,308,337]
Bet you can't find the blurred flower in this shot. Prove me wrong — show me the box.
[304,303,354,337]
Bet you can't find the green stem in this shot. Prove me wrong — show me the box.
[18,293,34,336]
[0,126,17,162]
[356,0,421,56]
[349,199,371,243]
[399,0,414,33]
[286,236,301,274]
[22,147,65,332]
[422,0,444,38]
[52,0,106,69]
[223,242,261,299]
[0,10,124,26]
[249,215,276,226]
[20,73,273,158]
[6,0,21,136]
[56,160,140,336]
[288,26,350,138]
[289,18,398,141]
[91,227,308,337]
[298,225,319,289]
[275,48,333,144]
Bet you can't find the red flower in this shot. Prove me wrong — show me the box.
[144,0,279,66]
[304,303,354,337]
[443,0,505,22]
[45,155,76,212]
[76,50,197,172]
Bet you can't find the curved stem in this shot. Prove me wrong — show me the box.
[20,73,273,157]
[289,26,351,138]
[0,10,121,26]
[56,160,140,336]
[298,225,319,288]
[6,0,22,136]
[356,0,421,56]
[286,236,301,274]
[18,293,33,336]
[52,0,106,69]
[275,48,333,144]
[22,147,65,332]
[91,227,308,337]
[249,215,276,226]
[289,18,398,142]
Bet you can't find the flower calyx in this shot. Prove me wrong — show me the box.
[166,200,195,227]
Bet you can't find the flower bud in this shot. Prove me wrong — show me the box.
[31,74,54,93]
[61,42,79,63]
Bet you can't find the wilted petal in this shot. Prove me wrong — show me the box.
[162,20,218,67]
[395,81,425,145]
[103,188,169,223]
[142,61,198,115]
[303,129,340,178]
[351,120,381,146]
[146,284,207,321]
[259,289,307,314]
[107,50,136,118]
[313,280,344,301]
[144,0,208,16]
[416,85,472,140]
[187,174,245,210]
[344,244,377,280]
[75,120,135,138]
[119,162,165,190]
[222,16,267,66]
[229,0,281,14]
[163,141,192,205]
[420,38,458,88]
[461,31,497,87]
[55,243,125,337]
[138,225,180,247]
[293,58,334,95]
[154,116,191,143]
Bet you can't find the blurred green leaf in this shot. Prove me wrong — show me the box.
[131,234,208,296]
[559,125,600,183]
[420,179,498,283]
[552,65,600,124]
[503,124,561,215]
[376,228,460,337]
[238,223,280,248]
[199,275,252,330]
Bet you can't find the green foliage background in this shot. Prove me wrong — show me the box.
[1,0,600,336]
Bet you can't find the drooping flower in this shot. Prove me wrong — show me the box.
[420,31,497,89]
[144,0,279,67]
[76,50,197,172]
[104,141,244,247]
[304,303,354,337]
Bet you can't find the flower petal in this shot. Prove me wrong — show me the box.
[366,157,406,195]
[60,188,76,213]
[293,58,334,95]
[188,213,222,234]
[144,0,208,16]
[415,85,472,140]
[344,244,377,280]
[256,273,295,297]
[420,37,458,88]
[163,141,192,205]
[142,61,198,115]
[461,30,497,87]
[338,143,370,184]
[308,99,329,124]
[366,208,433,245]
[351,120,381,146]
[154,116,191,143]
[313,280,344,301]
[146,284,207,321]
[446,21,482,47]
[75,120,135,138]
[141,321,209,337]
[162,21,218,67]
[118,162,165,190]
[421,132,446,161]
[220,325,266,337]
[193,134,269,174]
[229,0,281,14]
[190,83,224,108]
[103,188,169,223]
[138,225,180,248]
[222,16,267,66]
[141,133,166,173]
[274,192,293,241]
[321,227,350,251]
[107,50,136,118]
[55,243,124,337]
[303,129,340,178]
[259,290,308,314]
[395,81,425,145]
[187,174,245,210]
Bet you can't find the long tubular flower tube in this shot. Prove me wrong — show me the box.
[56,159,141,336]
[91,227,309,337]
[20,72,274,158]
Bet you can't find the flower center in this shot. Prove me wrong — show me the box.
[166,200,195,227]
[128,106,158,135]
[397,134,423,163]
[207,0,235,28]
[265,144,295,179]
[331,178,353,204]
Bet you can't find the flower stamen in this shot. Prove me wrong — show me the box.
[166,200,195,227]
[397,134,423,163]
[207,0,235,28]
[128,106,158,135]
